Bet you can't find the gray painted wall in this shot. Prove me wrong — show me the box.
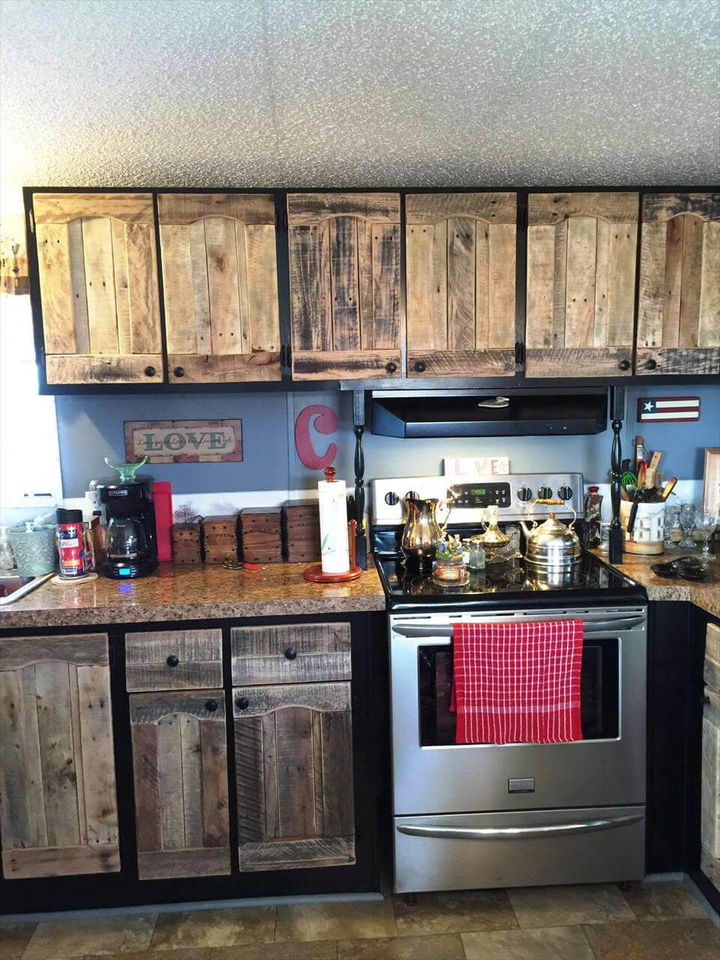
[56,384,720,497]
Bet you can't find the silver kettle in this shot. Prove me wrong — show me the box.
[521,512,582,569]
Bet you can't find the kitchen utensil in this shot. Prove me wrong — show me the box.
[659,477,678,501]
[401,493,454,563]
[637,461,647,489]
[620,499,665,555]
[522,512,582,569]
[8,523,57,576]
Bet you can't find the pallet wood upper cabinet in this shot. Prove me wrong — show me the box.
[130,690,231,879]
[0,634,120,879]
[234,681,355,871]
[33,193,163,384]
[287,193,402,379]
[157,194,281,383]
[406,193,517,377]
[636,194,720,376]
[525,192,639,377]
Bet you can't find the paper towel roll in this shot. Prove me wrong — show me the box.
[318,472,350,574]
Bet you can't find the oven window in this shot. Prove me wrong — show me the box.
[418,639,620,746]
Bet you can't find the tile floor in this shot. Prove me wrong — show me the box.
[0,881,718,960]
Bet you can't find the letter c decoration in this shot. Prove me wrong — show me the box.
[294,404,338,470]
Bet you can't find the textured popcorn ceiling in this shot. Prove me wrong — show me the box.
[1,0,719,213]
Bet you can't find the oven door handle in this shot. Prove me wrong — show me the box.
[396,813,643,841]
[392,617,644,638]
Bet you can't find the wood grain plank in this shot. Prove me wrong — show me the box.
[312,711,324,837]
[129,689,226,724]
[564,217,597,348]
[234,220,251,353]
[636,346,720,375]
[0,670,32,848]
[593,219,610,347]
[189,220,212,354]
[262,712,279,840]
[137,848,230,880]
[130,721,162,852]
[158,193,275,225]
[126,628,222,664]
[126,223,161,354]
[179,714,203,848]
[663,215,684,347]
[68,669,87,845]
[231,623,351,659]
[407,349,515,377]
[289,224,332,351]
[699,220,720,347]
[157,715,185,851]
[329,217,360,350]
[372,222,401,350]
[679,213,704,348]
[110,220,131,355]
[168,352,280,383]
[239,836,355,872]
[235,714,264,843]
[205,217,243,356]
[0,634,109,670]
[526,224,555,348]
[232,653,351,687]
[356,219,374,349]
[45,354,162,384]
[82,217,119,354]
[20,665,48,848]
[320,710,355,837]
[475,220,490,348]
[552,220,568,348]
[526,346,633,377]
[447,218,475,351]
[637,220,666,347]
[232,682,351,718]
[407,192,516,224]
[3,843,120,879]
[642,193,720,223]
[292,349,400,380]
[406,224,438,351]
[35,661,80,848]
[275,706,316,839]
[34,193,154,224]
[607,221,637,346]
[530,192,638,225]
[36,223,77,354]
[77,665,117,847]
[67,220,90,354]
[487,222,516,348]
[200,716,229,847]
[245,224,279,351]
[288,193,400,225]
[159,224,196,354]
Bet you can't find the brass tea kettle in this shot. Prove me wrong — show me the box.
[401,494,453,562]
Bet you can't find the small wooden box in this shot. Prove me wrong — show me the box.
[282,500,320,563]
[204,516,238,538]
[172,523,202,563]
[240,508,282,564]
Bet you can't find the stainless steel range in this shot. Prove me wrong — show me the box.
[371,472,648,893]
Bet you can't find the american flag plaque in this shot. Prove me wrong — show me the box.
[637,397,701,423]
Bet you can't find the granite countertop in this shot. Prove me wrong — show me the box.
[594,547,720,620]
[0,562,387,629]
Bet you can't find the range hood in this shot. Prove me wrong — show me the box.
[368,388,608,438]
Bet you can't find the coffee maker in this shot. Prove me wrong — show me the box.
[97,475,158,578]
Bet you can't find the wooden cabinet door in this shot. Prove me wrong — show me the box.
[158,194,281,383]
[406,193,516,377]
[0,634,119,879]
[637,193,720,376]
[525,192,639,377]
[129,690,230,879]
[32,193,163,384]
[234,681,355,871]
[287,193,402,379]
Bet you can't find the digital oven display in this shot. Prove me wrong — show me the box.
[450,482,511,508]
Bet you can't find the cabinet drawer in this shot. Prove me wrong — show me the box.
[125,629,223,692]
[231,622,351,686]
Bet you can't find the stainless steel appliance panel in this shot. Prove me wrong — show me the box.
[394,806,645,893]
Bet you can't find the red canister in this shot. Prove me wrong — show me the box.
[56,508,89,578]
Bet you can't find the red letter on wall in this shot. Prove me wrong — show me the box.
[294,404,338,470]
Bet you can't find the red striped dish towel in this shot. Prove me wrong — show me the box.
[450,619,584,745]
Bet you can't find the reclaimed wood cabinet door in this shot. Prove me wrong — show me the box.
[234,681,355,871]
[287,193,402,380]
[637,193,720,376]
[0,634,119,879]
[32,193,163,384]
[406,193,516,377]
[525,192,639,377]
[129,690,230,879]
[158,194,281,383]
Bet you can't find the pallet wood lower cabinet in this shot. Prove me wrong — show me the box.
[129,690,231,879]
[233,681,356,871]
[0,633,120,879]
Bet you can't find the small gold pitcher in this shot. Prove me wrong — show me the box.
[401,495,453,562]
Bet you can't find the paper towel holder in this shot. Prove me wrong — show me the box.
[304,518,364,583]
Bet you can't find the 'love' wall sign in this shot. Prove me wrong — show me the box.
[124,420,243,463]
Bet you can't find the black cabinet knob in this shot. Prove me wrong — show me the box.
[414,361,427,373]
[174,366,185,377]
[236,696,249,711]
[166,655,179,668]
[284,647,298,661]
[385,361,397,374]
[644,358,658,371]
[618,359,631,371]
[144,365,156,377]
[205,699,218,712]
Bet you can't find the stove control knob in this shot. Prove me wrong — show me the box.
[405,490,419,501]
[557,485,573,502]
[384,491,400,506]
[537,485,552,500]
[516,486,533,502]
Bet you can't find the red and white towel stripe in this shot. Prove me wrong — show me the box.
[451,619,584,745]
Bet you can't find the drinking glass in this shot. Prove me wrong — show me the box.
[678,503,697,549]
[697,510,718,559]
[663,504,681,549]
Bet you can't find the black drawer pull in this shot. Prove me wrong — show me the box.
[236,696,249,711]
[284,647,298,661]
[173,366,185,377]
[166,655,179,667]
[618,359,631,371]
[144,365,156,377]
[385,361,397,374]
[414,360,427,373]
[644,358,658,371]
[205,699,218,713]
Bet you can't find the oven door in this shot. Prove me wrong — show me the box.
[390,607,646,815]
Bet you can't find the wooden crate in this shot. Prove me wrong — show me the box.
[282,499,321,563]
[171,523,202,563]
[240,508,282,564]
